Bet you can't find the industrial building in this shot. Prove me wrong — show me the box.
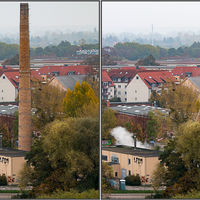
[102,145,160,184]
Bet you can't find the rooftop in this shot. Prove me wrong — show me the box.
[188,76,200,91]
[102,145,160,157]
[111,105,169,117]
[54,75,87,91]
[0,105,18,116]
[0,148,27,157]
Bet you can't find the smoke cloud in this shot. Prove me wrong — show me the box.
[111,126,152,149]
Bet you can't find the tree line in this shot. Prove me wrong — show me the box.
[0,41,98,60]
[107,41,200,60]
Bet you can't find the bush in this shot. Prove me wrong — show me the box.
[39,189,99,199]
[125,175,141,186]
[0,174,7,186]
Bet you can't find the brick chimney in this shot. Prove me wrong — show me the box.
[18,3,32,151]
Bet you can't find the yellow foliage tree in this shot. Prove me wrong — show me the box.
[63,81,99,117]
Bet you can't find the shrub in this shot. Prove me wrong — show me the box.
[125,174,141,186]
[39,189,99,199]
[0,174,7,186]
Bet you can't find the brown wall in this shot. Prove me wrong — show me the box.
[0,155,25,184]
[102,149,159,184]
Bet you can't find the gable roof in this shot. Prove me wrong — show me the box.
[172,66,200,78]
[137,71,176,89]
[188,76,200,91]
[108,69,139,82]
[3,70,42,88]
[53,75,87,91]
[38,65,93,76]
[102,70,112,82]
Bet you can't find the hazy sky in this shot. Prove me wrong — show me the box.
[0,2,98,36]
[103,2,200,35]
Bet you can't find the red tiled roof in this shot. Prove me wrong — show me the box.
[108,69,138,80]
[38,65,93,76]
[137,71,176,89]
[172,66,200,78]
[102,70,112,82]
[3,70,42,88]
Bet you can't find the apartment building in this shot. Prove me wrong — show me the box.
[102,145,160,184]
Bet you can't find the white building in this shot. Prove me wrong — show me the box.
[127,71,176,103]
[102,70,114,100]
[108,68,139,102]
[0,72,19,103]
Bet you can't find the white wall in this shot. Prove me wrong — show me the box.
[126,74,150,102]
[108,86,114,99]
[114,82,128,102]
[0,74,18,102]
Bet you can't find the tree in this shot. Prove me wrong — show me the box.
[102,108,117,142]
[63,81,98,118]
[32,83,65,129]
[153,83,199,125]
[135,55,160,66]
[21,118,99,196]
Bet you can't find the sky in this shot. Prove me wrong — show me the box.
[103,2,200,36]
[0,2,98,36]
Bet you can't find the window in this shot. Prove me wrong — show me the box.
[135,90,137,93]
[128,170,131,176]
[125,98,127,101]
[125,91,127,94]
[135,97,137,101]
[125,85,127,88]
[111,155,119,163]
[3,76,5,79]
[110,95,112,98]
[125,78,128,82]
[118,78,121,82]
[115,172,118,177]
[136,76,139,79]
[118,85,121,88]
[128,158,131,165]
[118,91,121,95]
[102,155,108,161]
[1,90,3,93]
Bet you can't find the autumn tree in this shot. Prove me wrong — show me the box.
[153,121,200,197]
[151,83,199,125]
[32,83,65,129]
[19,118,99,196]
[63,81,98,118]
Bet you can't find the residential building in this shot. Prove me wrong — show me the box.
[102,70,114,100]
[102,146,160,184]
[126,71,176,103]
[171,66,200,79]
[108,68,143,102]
[0,71,41,103]
[38,65,94,80]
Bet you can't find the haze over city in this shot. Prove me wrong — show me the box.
[0,2,98,36]
[103,2,200,35]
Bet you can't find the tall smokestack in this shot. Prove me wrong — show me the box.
[18,3,32,151]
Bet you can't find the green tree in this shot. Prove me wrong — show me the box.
[21,118,99,196]
[102,108,117,142]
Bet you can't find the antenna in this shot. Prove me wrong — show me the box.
[151,24,154,46]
